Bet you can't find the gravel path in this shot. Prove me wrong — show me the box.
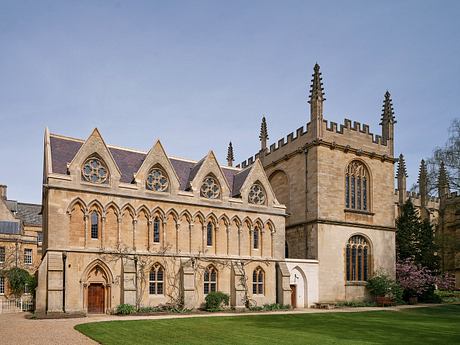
[0,304,443,345]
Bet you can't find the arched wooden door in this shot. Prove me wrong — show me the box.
[88,283,105,313]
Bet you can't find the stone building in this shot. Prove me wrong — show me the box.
[0,185,42,300]
[239,64,397,302]
[36,129,290,314]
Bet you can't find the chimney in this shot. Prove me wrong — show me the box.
[0,185,7,200]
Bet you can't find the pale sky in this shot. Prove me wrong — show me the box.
[0,0,459,203]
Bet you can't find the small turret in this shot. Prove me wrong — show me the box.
[259,116,269,152]
[397,154,408,207]
[438,161,450,200]
[418,159,429,220]
[308,63,325,138]
[380,91,396,155]
[227,142,234,167]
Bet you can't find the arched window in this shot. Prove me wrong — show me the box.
[248,183,266,205]
[153,217,161,243]
[252,267,264,295]
[345,161,370,211]
[146,167,169,192]
[206,222,213,246]
[253,226,260,249]
[90,211,99,239]
[200,175,221,199]
[204,266,217,294]
[82,157,109,184]
[346,235,370,282]
[149,263,164,295]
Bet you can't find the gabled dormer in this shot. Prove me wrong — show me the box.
[238,159,279,207]
[133,140,181,195]
[67,128,121,188]
[188,151,231,201]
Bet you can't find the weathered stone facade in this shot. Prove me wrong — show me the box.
[239,65,397,302]
[36,129,290,314]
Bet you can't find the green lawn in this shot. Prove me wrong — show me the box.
[75,305,460,345]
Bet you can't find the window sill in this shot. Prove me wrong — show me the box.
[345,281,367,286]
[344,209,374,216]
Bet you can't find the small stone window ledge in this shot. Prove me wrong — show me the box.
[344,209,375,216]
[345,281,367,287]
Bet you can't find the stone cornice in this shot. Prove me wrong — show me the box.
[286,218,395,232]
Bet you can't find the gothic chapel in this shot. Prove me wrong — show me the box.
[36,64,397,314]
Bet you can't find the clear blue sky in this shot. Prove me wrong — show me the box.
[0,0,458,203]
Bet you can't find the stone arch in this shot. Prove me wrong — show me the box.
[344,159,372,211]
[206,213,218,227]
[345,233,373,282]
[81,259,114,314]
[87,199,104,214]
[231,215,242,228]
[104,201,120,217]
[165,208,180,224]
[68,198,86,247]
[121,203,136,218]
[136,205,150,251]
[136,205,151,219]
[268,170,290,212]
[290,266,308,308]
[179,210,193,224]
[193,211,205,226]
[67,198,87,215]
[151,206,165,222]
[243,217,253,229]
[120,203,136,249]
[104,202,119,249]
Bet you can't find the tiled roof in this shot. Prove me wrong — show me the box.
[232,167,251,197]
[49,134,247,196]
[0,221,20,234]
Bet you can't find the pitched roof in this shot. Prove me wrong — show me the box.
[49,134,246,196]
[4,200,42,227]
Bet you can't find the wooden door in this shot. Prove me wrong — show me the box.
[290,284,297,308]
[88,284,105,313]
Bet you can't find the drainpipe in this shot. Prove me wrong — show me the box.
[134,256,138,309]
[62,251,67,313]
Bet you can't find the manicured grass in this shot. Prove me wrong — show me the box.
[75,305,460,345]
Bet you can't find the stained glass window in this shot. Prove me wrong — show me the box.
[346,235,370,282]
[82,157,109,184]
[248,183,266,205]
[200,176,221,199]
[345,161,370,211]
[146,168,169,192]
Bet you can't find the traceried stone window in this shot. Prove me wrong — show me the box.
[0,246,5,263]
[146,167,169,192]
[149,263,164,295]
[248,183,266,205]
[204,265,217,294]
[345,161,370,211]
[153,217,161,243]
[200,176,220,199]
[252,267,264,295]
[82,157,109,184]
[346,235,370,282]
[0,276,4,294]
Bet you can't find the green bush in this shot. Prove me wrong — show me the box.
[137,306,162,313]
[336,301,377,307]
[248,303,290,311]
[115,304,136,315]
[5,268,36,297]
[205,291,229,311]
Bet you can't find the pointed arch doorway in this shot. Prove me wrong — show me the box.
[82,260,113,314]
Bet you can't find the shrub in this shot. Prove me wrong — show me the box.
[396,258,435,297]
[115,304,136,315]
[205,291,229,311]
[435,273,456,291]
[137,306,162,313]
[366,270,403,303]
[336,301,377,308]
[261,303,290,311]
[5,268,36,297]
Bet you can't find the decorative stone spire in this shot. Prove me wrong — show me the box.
[418,159,429,219]
[438,161,450,200]
[397,154,408,207]
[308,63,325,138]
[380,91,396,155]
[227,142,234,167]
[259,116,268,152]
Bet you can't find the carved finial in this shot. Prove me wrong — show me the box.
[259,116,268,151]
[418,159,428,210]
[397,154,408,178]
[308,63,325,104]
[380,91,396,126]
[418,159,427,185]
[438,161,450,198]
[227,142,234,167]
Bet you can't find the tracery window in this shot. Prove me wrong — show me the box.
[200,176,221,199]
[253,226,260,249]
[204,266,217,294]
[82,157,109,184]
[206,222,213,246]
[346,235,370,282]
[146,167,169,192]
[252,267,264,295]
[149,264,164,295]
[90,211,99,239]
[153,217,161,243]
[345,161,370,211]
[248,183,266,205]
[0,276,4,294]
[0,246,5,263]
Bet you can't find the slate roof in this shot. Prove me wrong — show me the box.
[4,201,42,227]
[0,221,20,234]
[49,134,248,196]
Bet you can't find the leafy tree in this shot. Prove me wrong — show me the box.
[5,268,36,297]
